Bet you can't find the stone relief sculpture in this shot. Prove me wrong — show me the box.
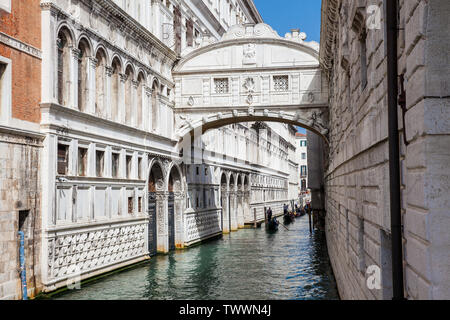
[243,44,256,65]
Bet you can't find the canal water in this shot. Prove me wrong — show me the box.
[54,215,339,300]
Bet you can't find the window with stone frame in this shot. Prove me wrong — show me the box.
[126,155,132,179]
[273,75,289,91]
[214,78,229,94]
[138,196,143,213]
[77,147,88,176]
[96,150,105,177]
[0,62,6,113]
[112,153,120,178]
[128,197,134,214]
[57,144,69,175]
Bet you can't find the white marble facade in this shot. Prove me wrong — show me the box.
[39,0,321,292]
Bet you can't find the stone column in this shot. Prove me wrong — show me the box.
[87,57,97,115]
[70,47,80,110]
[230,191,238,231]
[221,184,229,234]
[105,66,113,120]
[131,80,138,127]
[119,73,127,124]
[145,86,152,132]
[174,191,185,248]
[156,191,169,253]
[237,190,244,228]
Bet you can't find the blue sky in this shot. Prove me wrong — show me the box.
[254,0,322,43]
[254,0,322,134]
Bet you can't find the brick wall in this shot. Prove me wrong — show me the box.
[0,0,41,124]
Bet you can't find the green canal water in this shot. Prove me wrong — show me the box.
[53,215,339,300]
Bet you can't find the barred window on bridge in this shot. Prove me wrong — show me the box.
[274,75,289,92]
[214,78,229,94]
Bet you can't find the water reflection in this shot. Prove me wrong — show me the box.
[54,216,339,300]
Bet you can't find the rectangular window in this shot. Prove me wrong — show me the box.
[196,166,200,175]
[57,144,69,175]
[96,150,105,177]
[112,153,119,178]
[128,197,134,214]
[126,155,132,179]
[274,75,289,91]
[0,62,6,112]
[214,78,229,94]
[138,197,143,213]
[78,148,87,176]
[301,153,306,160]
[300,165,307,177]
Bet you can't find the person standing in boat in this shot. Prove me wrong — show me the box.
[267,207,273,222]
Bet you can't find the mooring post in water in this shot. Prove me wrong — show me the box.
[18,231,28,300]
[254,208,257,228]
[309,210,312,233]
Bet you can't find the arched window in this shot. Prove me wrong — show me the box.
[137,73,145,129]
[57,28,72,106]
[95,48,107,118]
[77,38,90,112]
[111,58,121,122]
[151,80,159,131]
[125,65,134,125]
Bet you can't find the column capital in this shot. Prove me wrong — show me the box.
[89,57,98,68]
[71,47,81,58]
[119,73,127,83]
[145,86,153,96]
[105,66,113,77]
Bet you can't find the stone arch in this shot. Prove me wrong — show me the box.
[110,56,122,121]
[76,34,93,56]
[167,163,183,193]
[56,26,74,107]
[167,163,184,250]
[148,159,166,192]
[94,44,110,66]
[177,114,329,145]
[147,159,166,255]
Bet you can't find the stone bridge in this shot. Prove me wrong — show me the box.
[172,23,330,143]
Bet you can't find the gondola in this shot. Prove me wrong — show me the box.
[283,213,294,225]
[266,218,279,232]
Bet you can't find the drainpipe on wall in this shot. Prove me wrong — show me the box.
[385,0,405,300]
[18,231,28,300]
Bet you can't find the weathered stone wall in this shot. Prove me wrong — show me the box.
[0,128,42,299]
[321,0,450,299]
